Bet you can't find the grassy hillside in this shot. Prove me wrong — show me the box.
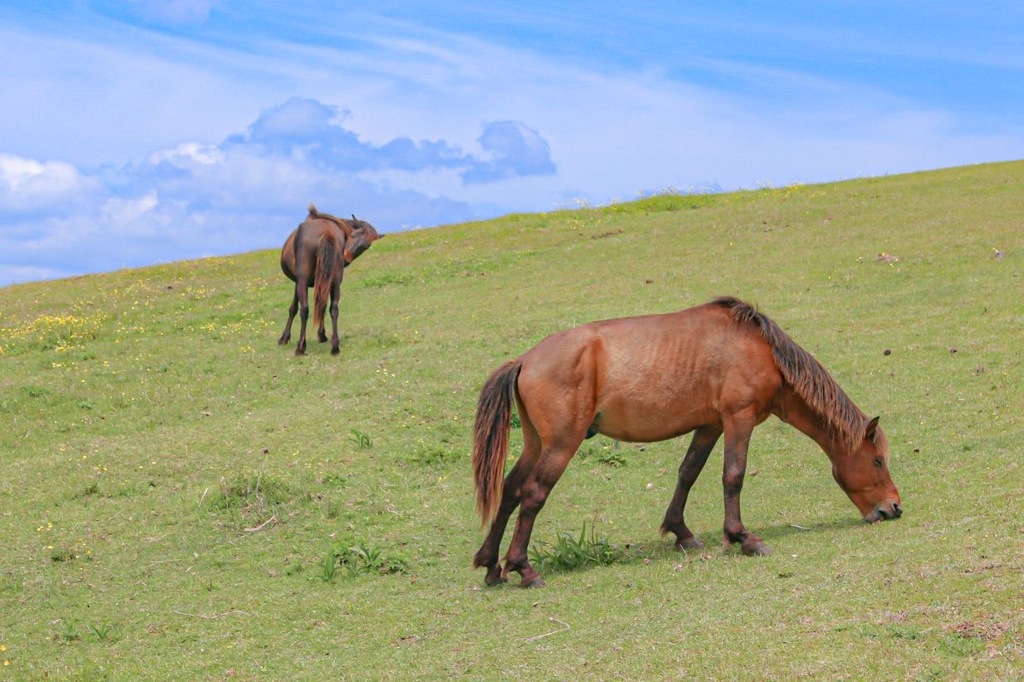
[1,161,1022,679]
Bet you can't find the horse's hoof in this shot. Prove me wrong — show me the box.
[742,541,772,557]
[676,537,704,551]
[331,348,340,356]
[483,566,506,586]
[521,576,546,588]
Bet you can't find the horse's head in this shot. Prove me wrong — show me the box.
[831,416,903,523]
[343,215,383,265]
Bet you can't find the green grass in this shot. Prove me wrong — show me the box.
[1,161,1022,679]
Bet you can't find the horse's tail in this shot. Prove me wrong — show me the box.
[472,359,522,527]
[312,231,340,329]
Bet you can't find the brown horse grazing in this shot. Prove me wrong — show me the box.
[472,297,902,587]
[277,205,382,355]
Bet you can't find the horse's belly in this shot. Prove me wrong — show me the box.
[592,398,713,443]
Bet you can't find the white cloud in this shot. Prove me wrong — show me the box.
[149,143,224,167]
[0,153,98,211]
[101,190,160,231]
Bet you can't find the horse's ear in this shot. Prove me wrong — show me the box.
[351,214,358,221]
[865,416,880,441]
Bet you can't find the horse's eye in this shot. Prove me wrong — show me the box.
[873,458,884,468]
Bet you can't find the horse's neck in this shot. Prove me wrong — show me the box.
[320,215,352,235]
[775,386,848,460]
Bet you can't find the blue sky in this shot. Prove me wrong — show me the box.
[2,1,1023,285]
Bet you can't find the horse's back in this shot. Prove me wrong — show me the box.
[516,303,781,442]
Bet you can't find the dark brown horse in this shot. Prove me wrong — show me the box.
[278,205,382,355]
[472,297,902,587]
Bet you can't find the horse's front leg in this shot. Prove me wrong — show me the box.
[661,426,721,550]
[278,289,299,346]
[721,415,771,556]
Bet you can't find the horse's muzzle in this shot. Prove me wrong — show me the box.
[865,501,903,523]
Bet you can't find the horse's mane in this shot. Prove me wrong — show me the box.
[308,204,378,240]
[714,296,865,451]
[308,204,355,236]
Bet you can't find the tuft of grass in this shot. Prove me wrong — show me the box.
[529,523,623,573]
[596,450,626,467]
[408,445,460,466]
[317,552,339,583]
[86,623,115,642]
[206,470,300,525]
[52,621,81,644]
[50,548,78,563]
[21,385,50,399]
[939,634,986,657]
[348,429,373,449]
[321,538,409,580]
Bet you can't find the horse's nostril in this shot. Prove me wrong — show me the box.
[892,502,903,518]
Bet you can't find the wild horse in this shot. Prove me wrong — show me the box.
[472,297,902,587]
[278,205,382,355]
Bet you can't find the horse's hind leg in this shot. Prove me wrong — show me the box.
[502,437,582,588]
[328,279,341,355]
[295,284,310,355]
[278,289,299,346]
[474,456,531,586]
[474,421,541,586]
[661,426,721,550]
[316,284,329,343]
